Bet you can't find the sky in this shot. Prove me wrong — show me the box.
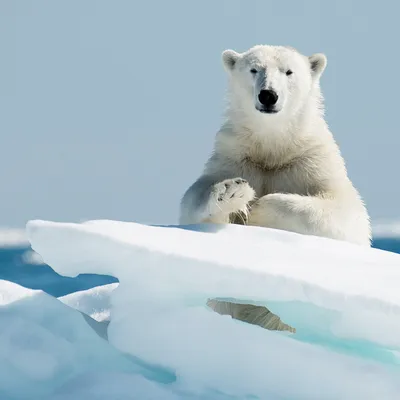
[0,0,399,228]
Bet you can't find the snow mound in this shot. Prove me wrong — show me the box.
[59,283,118,323]
[0,279,177,400]
[23,219,400,399]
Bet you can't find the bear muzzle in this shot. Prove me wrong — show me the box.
[256,89,279,114]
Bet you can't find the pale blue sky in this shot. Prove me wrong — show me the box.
[1,0,399,227]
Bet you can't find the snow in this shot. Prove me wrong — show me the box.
[0,280,140,400]
[59,283,117,323]
[0,220,400,398]
[3,218,394,399]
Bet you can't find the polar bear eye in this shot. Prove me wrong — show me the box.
[286,69,293,76]
[250,68,258,74]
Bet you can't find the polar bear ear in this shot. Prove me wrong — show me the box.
[309,53,327,78]
[222,49,240,72]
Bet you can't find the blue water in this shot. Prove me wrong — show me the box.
[0,247,117,297]
[0,237,398,298]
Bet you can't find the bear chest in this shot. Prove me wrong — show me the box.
[238,159,315,198]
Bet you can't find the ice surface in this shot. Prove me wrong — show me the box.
[50,373,180,400]
[0,279,179,400]
[22,219,400,399]
[0,280,119,399]
[59,283,117,323]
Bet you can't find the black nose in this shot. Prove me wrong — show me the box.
[258,90,278,107]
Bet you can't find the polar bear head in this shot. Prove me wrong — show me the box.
[222,45,327,119]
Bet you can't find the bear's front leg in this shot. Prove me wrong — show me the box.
[179,176,255,225]
[247,192,332,238]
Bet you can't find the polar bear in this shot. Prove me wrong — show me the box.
[179,45,371,332]
[180,44,371,246]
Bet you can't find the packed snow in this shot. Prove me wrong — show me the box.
[1,220,400,398]
[59,283,117,324]
[0,280,148,400]
[4,219,395,399]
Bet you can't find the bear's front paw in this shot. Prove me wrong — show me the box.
[208,178,255,217]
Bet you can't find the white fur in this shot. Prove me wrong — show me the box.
[180,45,371,247]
